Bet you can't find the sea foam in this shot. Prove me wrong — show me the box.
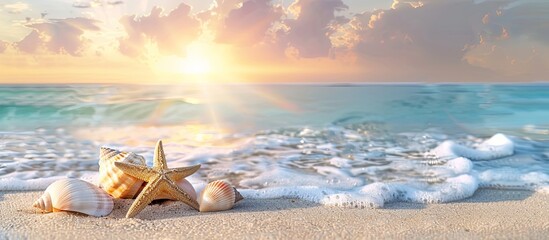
[238,133,546,208]
[1,127,548,209]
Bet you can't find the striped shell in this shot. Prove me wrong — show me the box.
[198,180,243,212]
[99,147,146,199]
[33,179,113,217]
[99,147,197,200]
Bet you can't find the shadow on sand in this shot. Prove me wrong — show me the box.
[384,202,427,210]
[111,198,320,220]
[462,188,533,203]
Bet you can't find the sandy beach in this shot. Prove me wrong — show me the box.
[2,0,549,236]
[0,189,547,239]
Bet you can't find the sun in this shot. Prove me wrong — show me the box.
[178,41,218,76]
[151,40,236,83]
[181,57,212,75]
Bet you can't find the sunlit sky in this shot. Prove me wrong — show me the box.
[0,0,548,83]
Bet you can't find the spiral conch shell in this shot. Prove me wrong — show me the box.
[198,180,243,212]
[99,147,197,200]
[33,179,113,217]
[99,147,146,199]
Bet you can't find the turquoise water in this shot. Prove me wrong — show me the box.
[0,84,548,207]
[1,84,548,135]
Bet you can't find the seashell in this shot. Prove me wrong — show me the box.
[33,179,113,217]
[198,180,243,212]
[99,147,198,201]
[98,147,146,199]
[157,178,197,201]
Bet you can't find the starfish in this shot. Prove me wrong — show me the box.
[115,140,200,218]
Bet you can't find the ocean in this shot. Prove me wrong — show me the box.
[1,84,548,208]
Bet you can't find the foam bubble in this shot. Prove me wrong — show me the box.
[446,157,473,175]
[429,134,514,161]
[477,168,549,189]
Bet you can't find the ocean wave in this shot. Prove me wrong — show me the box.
[1,125,548,208]
[1,84,549,208]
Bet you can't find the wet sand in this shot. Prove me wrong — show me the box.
[1,189,548,239]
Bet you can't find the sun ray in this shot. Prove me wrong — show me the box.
[245,85,301,113]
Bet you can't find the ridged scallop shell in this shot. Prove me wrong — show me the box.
[33,179,113,217]
[99,147,146,199]
[198,180,243,212]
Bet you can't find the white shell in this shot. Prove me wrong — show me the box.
[198,180,243,212]
[158,178,197,201]
[33,179,113,217]
[98,147,146,199]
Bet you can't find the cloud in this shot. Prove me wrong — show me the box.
[348,1,495,64]
[0,40,8,53]
[16,30,41,53]
[72,0,123,8]
[73,1,95,8]
[283,0,348,58]
[16,18,100,56]
[4,2,29,14]
[462,0,549,77]
[107,0,123,6]
[325,0,548,80]
[209,0,348,59]
[3,0,547,82]
[484,1,549,43]
[206,0,246,19]
[204,0,545,81]
[118,3,200,57]
[215,0,283,46]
